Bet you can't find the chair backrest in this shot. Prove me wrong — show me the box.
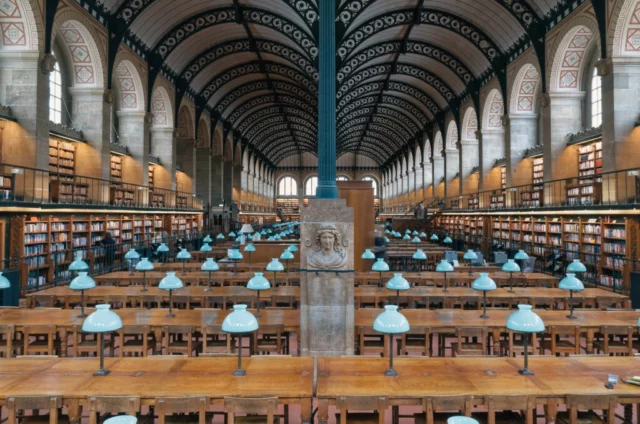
[486,395,536,424]
[566,394,617,424]
[87,396,141,424]
[456,327,487,352]
[7,395,63,424]
[155,396,210,424]
[336,395,387,424]
[224,397,278,424]
[422,395,473,424]
[0,324,15,354]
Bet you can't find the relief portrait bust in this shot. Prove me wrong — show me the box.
[306,224,348,270]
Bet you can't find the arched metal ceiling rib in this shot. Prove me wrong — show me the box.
[337,94,428,129]
[224,93,316,128]
[238,106,317,139]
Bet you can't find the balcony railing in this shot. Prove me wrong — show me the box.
[382,167,640,213]
[0,163,202,211]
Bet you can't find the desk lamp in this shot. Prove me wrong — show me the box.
[222,304,258,376]
[373,305,409,376]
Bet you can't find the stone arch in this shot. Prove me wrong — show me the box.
[223,137,233,161]
[423,135,432,159]
[433,131,443,157]
[112,57,145,111]
[510,63,541,114]
[277,174,300,196]
[548,18,598,92]
[233,144,241,166]
[196,117,209,148]
[150,85,173,128]
[176,105,194,140]
[482,89,504,129]
[212,123,223,156]
[611,0,640,57]
[0,0,42,51]
[461,107,478,141]
[53,12,106,88]
[446,120,459,149]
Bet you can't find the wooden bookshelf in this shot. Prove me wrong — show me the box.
[0,174,14,200]
[521,157,543,208]
[276,198,299,214]
[566,141,603,206]
[501,167,506,190]
[490,193,505,209]
[48,137,89,204]
[566,182,601,206]
[468,195,479,210]
[109,186,136,207]
[110,155,123,183]
[148,165,154,188]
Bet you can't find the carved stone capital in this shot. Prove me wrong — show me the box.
[41,53,56,74]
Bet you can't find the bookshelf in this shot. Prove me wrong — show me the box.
[468,195,479,210]
[110,155,123,183]
[276,198,299,214]
[567,141,602,206]
[49,137,89,204]
[177,195,188,209]
[490,193,505,209]
[501,167,506,190]
[0,174,13,200]
[148,165,166,208]
[521,157,543,207]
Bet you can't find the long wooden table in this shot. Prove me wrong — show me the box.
[27,286,629,310]
[315,356,640,424]
[94,271,300,286]
[356,271,559,287]
[0,308,300,356]
[0,356,313,423]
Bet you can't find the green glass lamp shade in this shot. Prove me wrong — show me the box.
[447,417,479,424]
[244,243,256,253]
[104,416,137,424]
[268,236,275,241]
[201,258,219,272]
[222,304,259,333]
[383,237,390,243]
[82,304,123,333]
[419,232,427,238]
[217,233,225,240]
[228,248,243,260]
[405,229,411,234]
[386,273,410,291]
[267,229,273,234]
[135,257,154,271]
[436,259,454,272]
[559,273,584,291]
[247,272,271,291]
[288,244,298,252]
[70,272,96,290]
[413,249,427,260]
[403,234,411,240]
[412,236,421,243]
[0,272,10,289]
[261,230,267,235]
[567,259,587,273]
[200,242,212,252]
[203,235,212,243]
[463,250,478,260]
[471,273,497,291]
[385,229,390,234]
[159,272,183,290]
[395,232,402,238]
[124,249,140,260]
[361,249,376,260]
[280,249,294,260]
[69,253,89,271]
[229,232,236,238]
[373,305,410,334]
[266,258,285,272]
[514,250,529,261]
[235,237,241,243]
[501,259,521,273]
[156,243,169,253]
[430,234,439,241]
[506,304,545,333]
[443,236,453,244]
[176,248,192,260]
[372,258,390,272]
[412,230,419,236]
[247,234,253,240]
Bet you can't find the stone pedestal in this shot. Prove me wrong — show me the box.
[300,198,354,357]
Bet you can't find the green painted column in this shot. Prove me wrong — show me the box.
[315,0,338,199]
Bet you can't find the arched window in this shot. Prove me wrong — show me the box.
[362,176,378,196]
[305,176,318,196]
[591,68,602,128]
[337,176,349,181]
[278,176,297,196]
[49,58,63,124]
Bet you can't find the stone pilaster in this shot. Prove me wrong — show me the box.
[423,161,433,198]
[507,114,538,186]
[459,139,479,194]
[542,92,584,180]
[117,110,150,186]
[479,128,505,191]
[150,127,176,190]
[432,157,444,196]
[300,198,354,357]
[195,151,211,205]
[444,149,459,197]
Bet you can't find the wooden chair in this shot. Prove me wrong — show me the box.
[6,395,67,424]
[22,325,58,356]
[397,325,430,356]
[475,395,536,424]
[202,325,233,354]
[104,295,127,309]
[163,325,202,357]
[499,330,537,358]
[118,325,155,357]
[0,324,18,358]
[87,396,141,424]
[155,396,214,424]
[539,326,581,356]
[530,297,554,310]
[334,395,387,424]
[593,326,634,356]
[414,394,473,424]
[223,397,280,424]
[450,327,487,357]
[356,326,386,357]
[556,394,617,424]
[140,295,163,309]
[253,324,285,355]
[172,295,191,310]
[596,296,625,310]
[71,325,115,358]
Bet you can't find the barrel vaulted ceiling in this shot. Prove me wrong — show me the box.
[92,0,574,166]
